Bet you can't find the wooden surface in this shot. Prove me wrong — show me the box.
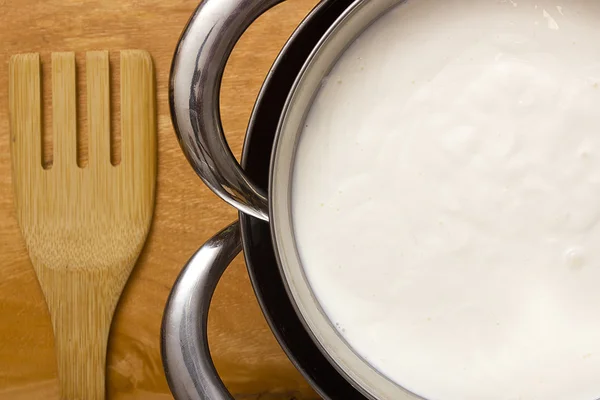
[0,0,321,399]
[10,49,156,400]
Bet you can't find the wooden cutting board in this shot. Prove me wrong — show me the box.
[0,0,321,399]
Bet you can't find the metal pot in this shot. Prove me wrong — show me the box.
[161,0,413,399]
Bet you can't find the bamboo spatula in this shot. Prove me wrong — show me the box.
[9,50,156,400]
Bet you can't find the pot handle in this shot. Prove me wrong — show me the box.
[170,0,284,222]
[161,222,242,400]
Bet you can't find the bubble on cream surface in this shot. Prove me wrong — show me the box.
[291,0,600,399]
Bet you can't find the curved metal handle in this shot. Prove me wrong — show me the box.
[170,0,282,221]
[161,222,242,400]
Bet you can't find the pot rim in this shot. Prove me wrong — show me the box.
[239,0,367,398]
[269,0,420,399]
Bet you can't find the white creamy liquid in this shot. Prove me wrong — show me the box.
[291,1,600,399]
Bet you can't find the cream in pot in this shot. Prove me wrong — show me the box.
[292,0,600,399]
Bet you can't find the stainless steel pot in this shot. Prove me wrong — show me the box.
[162,0,416,399]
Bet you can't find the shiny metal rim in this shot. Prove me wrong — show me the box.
[270,0,422,399]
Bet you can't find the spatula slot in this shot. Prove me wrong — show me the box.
[40,53,52,170]
[76,53,88,168]
[109,51,121,166]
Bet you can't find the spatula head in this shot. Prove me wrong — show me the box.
[10,50,156,275]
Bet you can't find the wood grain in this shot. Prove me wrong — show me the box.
[0,0,321,399]
[10,50,157,400]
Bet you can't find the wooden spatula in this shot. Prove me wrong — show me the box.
[9,50,156,400]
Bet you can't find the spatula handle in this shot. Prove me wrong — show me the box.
[40,269,121,400]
